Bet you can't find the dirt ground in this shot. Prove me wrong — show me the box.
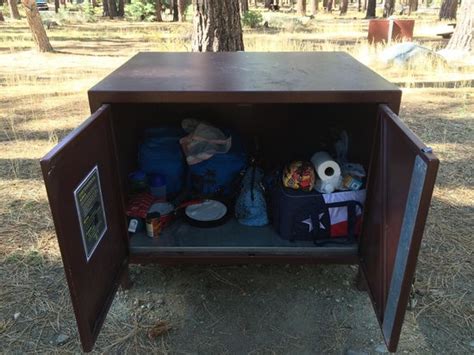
[0,14,473,354]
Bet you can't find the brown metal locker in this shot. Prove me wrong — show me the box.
[41,105,129,351]
[41,52,438,352]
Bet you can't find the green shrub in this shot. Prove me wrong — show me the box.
[65,3,81,12]
[242,10,263,29]
[80,3,97,23]
[125,0,156,22]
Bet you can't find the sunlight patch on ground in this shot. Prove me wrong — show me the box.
[0,140,57,159]
[433,186,474,209]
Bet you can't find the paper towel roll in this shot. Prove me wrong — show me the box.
[311,151,341,181]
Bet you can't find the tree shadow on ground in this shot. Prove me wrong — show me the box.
[0,158,44,180]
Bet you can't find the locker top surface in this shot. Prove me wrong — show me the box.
[88,52,401,111]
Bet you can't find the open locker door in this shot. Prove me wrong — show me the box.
[41,105,128,352]
[360,104,439,352]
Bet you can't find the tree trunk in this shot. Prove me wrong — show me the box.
[21,0,54,52]
[54,0,59,13]
[177,0,186,21]
[446,0,473,51]
[340,0,348,14]
[366,0,374,16]
[8,0,21,19]
[407,0,417,14]
[192,0,244,52]
[310,0,318,14]
[155,0,162,21]
[297,0,306,15]
[383,0,394,17]
[327,0,333,11]
[240,0,249,12]
[117,0,124,17]
[171,0,179,21]
[107,0,117,18]
[0,11,4,21]
[439,0,458,20]
[103,0,109,16]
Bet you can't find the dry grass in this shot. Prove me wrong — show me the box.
[0,9,473,353]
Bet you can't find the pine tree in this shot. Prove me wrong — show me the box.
[446,0,473,52]
[21,0,54,52]
[192,0,244,52]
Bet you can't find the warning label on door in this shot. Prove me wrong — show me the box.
[74,166,107,261]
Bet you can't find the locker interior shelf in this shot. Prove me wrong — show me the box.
[129,218,358,255]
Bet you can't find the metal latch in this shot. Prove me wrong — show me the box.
[421,147,433,153]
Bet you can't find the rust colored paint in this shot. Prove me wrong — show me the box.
[88,52,401,113]
[359,105,439,352]
[368,19,415,44]
[40,105,129,352]
[39,53,440,353]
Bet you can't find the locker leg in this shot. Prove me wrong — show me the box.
[355,267,368,291]
[120,266,133,290]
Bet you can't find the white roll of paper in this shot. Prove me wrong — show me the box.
[311,151,341,181]
[311,151,342,193]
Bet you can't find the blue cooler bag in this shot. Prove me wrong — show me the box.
[138,127,185,195]
[272,183,364,244]
[188,133,247,197]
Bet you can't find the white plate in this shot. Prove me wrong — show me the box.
[149,202,174,215]
[185,200,227,222]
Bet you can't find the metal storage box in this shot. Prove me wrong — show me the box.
[41,52,438,352]
[368,19,415,44]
